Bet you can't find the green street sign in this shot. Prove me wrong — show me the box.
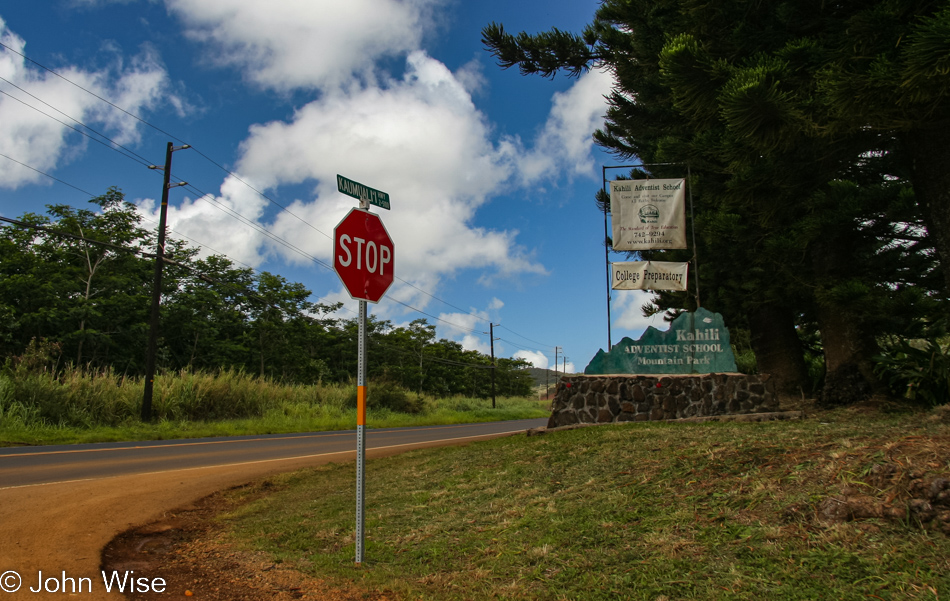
[337,174,391,210]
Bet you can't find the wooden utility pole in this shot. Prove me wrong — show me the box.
[141,142,189,421]
[490,323,497,408]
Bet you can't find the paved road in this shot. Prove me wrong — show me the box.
[0,418,547,489]
[0,418,546,600]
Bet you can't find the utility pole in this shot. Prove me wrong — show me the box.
[141,141,189,422]
[489,323,498,408]
[554,346,561,383]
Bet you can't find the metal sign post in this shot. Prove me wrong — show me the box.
[355,298,367,564]
[332,178,394,566]
[355,191,369,566]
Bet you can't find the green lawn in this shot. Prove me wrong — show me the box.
[218,406,950,600]
[0,394,549,446]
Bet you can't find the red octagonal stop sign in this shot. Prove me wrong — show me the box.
[333,208,395,303]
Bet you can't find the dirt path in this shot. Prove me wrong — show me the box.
[0,434,514,600]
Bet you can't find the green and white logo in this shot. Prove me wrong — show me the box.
[638,204,659,224]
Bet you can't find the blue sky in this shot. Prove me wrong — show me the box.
[0,0,666,374]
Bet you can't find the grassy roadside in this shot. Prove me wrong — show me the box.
[0,395,549,446]
[215,405,950,600]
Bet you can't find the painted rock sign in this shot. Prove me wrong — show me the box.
[585,307,738,375]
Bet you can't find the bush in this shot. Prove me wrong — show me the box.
[874,339,950,407]
[347,379,426,414]
[732,346,757,374]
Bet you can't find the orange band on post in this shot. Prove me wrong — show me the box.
[357,386,367,426]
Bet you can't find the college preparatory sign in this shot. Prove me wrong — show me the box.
[610,179,687,250]
[612,261,689,291]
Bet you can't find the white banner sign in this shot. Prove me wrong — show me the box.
[612,261,689,291]
[610,179,687,250]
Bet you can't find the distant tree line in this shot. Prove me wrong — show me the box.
[484,0,950,406]
[0,188,534,398]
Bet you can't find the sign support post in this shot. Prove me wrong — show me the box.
[355,191,369,566]
[602,161,699,350]
[355,297,367,564]
[333,178,394,566]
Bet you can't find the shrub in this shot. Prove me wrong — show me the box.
[347,379,426,414]
[874,339,950,407]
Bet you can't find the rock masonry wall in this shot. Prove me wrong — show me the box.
[548,373,778,428]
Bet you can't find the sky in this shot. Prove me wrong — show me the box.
[0,0,668,374]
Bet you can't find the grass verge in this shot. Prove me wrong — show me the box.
[217,406,950,600]
[0,388,548,446]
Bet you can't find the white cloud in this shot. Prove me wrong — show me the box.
[38,1,611,342]
[514,349,547,369]
[513,350,576,373]
[516,68,612,186]
[207,51,548,286]
[612,290,665,334]
[166,0,441,91]
[436,306,491,354]
[139,174,273,266]
[0,18,176,189]
[142,47,613,342]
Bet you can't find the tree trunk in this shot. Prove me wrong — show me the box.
[748,303,809,395]
[810,242,879,406]
[905,125,950,294]
[259,330,266,378]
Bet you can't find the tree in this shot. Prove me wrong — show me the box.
[0,188,155,370]
[483,0,943,403]
[161,254,254,371]
[0,190,540,400]
[800,2,950,293]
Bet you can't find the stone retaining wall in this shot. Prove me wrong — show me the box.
[548,373,778,428]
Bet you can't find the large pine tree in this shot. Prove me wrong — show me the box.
[483,0,943,403]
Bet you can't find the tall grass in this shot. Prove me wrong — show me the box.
[0,365,548,446]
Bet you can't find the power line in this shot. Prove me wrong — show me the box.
[0,153,97,197]
[0,45,549,350]
[1,208,538,368]
[0,40,184,146]
[0,74,155,167]
[0,149,495,346]
[0,40,503,333]
[177,182,335,273]
[386,297,484,335]
[0,216,505,370]
[0,87,154,169]
[496,324,555,349]
[0,151,262,278]
[365,338,497,370]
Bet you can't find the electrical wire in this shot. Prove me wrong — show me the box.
[496,324,555,349]
[0,43,559,353]
[1,152,548,354]
[0,40,503,331]
[0,88,154,169]
[365,338,497,370]
[0,153,97,198]
[0,74,155,166]
[0,215,515,372]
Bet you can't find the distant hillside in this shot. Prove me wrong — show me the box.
[525,367,574,388]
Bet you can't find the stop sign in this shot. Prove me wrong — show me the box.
[333,208,395,303]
